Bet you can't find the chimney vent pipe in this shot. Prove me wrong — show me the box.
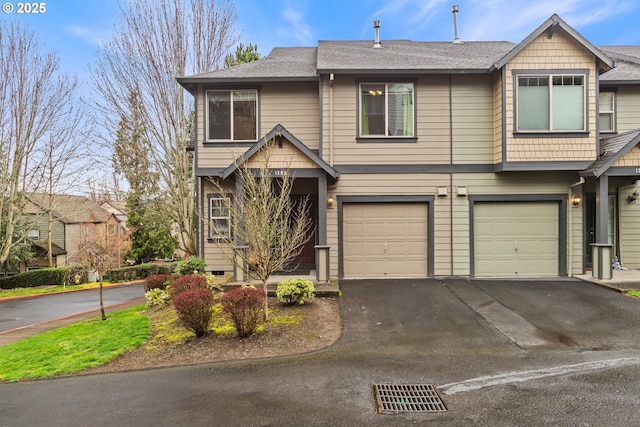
[373,20,381,48]
[452,5,462,44]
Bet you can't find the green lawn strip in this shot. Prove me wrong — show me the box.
[0,305,150,382]
[627,290,640,299]
[0,282,123,299]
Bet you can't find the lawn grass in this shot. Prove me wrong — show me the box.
[0,281,124,299]
[627,290,640,299]
[0,305,150,382]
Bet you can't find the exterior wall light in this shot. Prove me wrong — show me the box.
[327,195,335,208]
[571,195,582,207]
[628,191,638,204]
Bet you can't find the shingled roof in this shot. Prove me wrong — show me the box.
[316,40,514,74]
[27,194,114,224]
[581,129,640,177]
[600,46,640,83]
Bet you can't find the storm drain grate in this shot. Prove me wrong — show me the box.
[372,383,448,414]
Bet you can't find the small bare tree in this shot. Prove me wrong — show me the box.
[209,142,313,320]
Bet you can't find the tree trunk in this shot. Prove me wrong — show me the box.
[262,279,269,321]
[99,276,106,321]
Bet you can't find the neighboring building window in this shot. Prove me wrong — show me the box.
[206,90,257,141]
[209,196,230,239]
[599,91,615,133]
[360,83,414,137]
[27,229,40,240]
[108,224,117,236]
[517,75,585,132]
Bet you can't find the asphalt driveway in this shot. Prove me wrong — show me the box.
[2,278,640,426]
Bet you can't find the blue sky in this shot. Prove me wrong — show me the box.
[3,0,640,92]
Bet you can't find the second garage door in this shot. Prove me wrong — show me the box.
[343,203,428,278]
[474,201,559,277]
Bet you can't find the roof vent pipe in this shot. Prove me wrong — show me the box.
[373,20,381,48]
[452,5,462,44]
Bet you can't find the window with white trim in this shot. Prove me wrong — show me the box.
[359,83,414,137]
[206,90,257,141]
[209,196,230,239]
[516,75,585,132]
[599,91,615,133]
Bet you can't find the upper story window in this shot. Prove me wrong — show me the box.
[516,74,585,132]
[359,83,414,138]
[599,91,616,133]
[209,196,231,239]
[206,90,257,142]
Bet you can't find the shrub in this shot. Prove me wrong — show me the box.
[169,274,208,298]
[220,286,265,338]
[173,288,214,337]
[174,256,206,276]
[0,268,68,289]
[106,263,176,283]
[276,278,315,305]
[143,274,174,292]
[145,288,170,308]
[203,273,223,292]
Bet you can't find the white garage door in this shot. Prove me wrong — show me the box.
[343,203,428,278]
[474,202,559,277]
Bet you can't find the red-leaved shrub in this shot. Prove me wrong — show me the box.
[172,288,214,337]
[143,274,174,292]
[220,287,265,338]
[169,274,207,298]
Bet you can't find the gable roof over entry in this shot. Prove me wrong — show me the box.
[221,124,339,181]
[582,129,640,178]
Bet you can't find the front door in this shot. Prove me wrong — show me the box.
[585,194,616,267]
[290,196,316,269]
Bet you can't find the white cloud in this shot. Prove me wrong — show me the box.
[63,25,110,46]
[279,4,314,46]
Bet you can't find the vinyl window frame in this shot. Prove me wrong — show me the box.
[598,89,616,134]
[514,71,588,134]
[357,80,417,142]
[208,195,231,240]
[205,89,258,143]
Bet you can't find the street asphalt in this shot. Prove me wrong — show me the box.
[1,278,640,426]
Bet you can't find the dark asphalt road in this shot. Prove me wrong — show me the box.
[0,283,146,332]
[1,278,640,426]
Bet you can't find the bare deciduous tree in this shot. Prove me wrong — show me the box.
[91,0,239,257]
[0,21,84,267]
[209,143,313,320]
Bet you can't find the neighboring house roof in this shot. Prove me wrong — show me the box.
[177,47,318,89]
[27,194,114,224]
[31,241,67,256]
[581,129,640,178]
[494,14,614,72]
[600,47,640,83]
[221,124,339,181]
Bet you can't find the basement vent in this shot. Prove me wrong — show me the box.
[372,384,448,413]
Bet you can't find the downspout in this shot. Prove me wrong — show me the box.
[449,74,454,276]
[568,177,585,276]
[329,73,334,166]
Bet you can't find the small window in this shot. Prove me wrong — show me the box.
[209,196,231,239]
[517,74,585,132]
[27,229,40,240]
[206,90,257,142]
[599,91,615,133]
[360,83,414,137]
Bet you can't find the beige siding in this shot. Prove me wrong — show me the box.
[328,173,451,278]
[493,71,504,164]
[195,82,319,170]
[615,86,640,133]
[612,144,640,167]
[321,75,451,165]
[201,179,235,273]
[618,185,640,268]
[452,74,494,164]
[503,29,598,162]
[245,140,318,169]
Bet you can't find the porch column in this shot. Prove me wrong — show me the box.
[234,173,246,283]
[592,175,613,280]
[315,174,330,283]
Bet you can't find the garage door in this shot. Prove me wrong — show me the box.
[343,203,428,278]
[474,202,559,277]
